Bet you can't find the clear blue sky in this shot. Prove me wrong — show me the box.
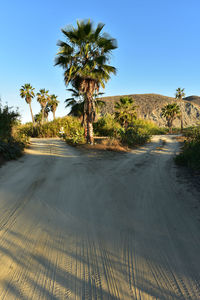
[0,0,200,122]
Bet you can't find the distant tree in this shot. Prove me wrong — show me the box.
[34,111,42,124]
[114,97,137,128]
[20,83,35,124]
[175,87,185,131]
[175,88,185,100]
[44,105,50,122]
[55,19,117,144]
[36,89,49,124]
[161,103,180,134]
[48,95,59,120]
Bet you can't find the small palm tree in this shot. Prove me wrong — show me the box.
[175,87,185,131]
[175,87,185,100]
[48,95,59,120]
[55,19,117,144]
[161,103,180,134]
[20,83,35,124]
[36,89,49,124]
[114,97,137,128]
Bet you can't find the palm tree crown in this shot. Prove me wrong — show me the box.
[114,97,137,128]
[55,19,117,144]
[20,83,35,123]
[161,103,180,133]
[175,88,185,100]
[48,94,59,120]
[37,89,49,124]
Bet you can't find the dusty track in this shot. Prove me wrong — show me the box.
[0,136,200,299]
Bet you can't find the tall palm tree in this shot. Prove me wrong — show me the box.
[161,103,180,134]
[48,94,59,120]
[20,83,35,124]
[114,97,137,128]
[55,19,117,144]
[175,87,185,131]
[36,89,49,124]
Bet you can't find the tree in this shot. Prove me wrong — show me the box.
[20,83,35,124]
[114,97,137,128]
[48,94,59,120]
[175,87,185,131]
[161,103,180,134]
[55,19,117,144]
[36,89,49,124]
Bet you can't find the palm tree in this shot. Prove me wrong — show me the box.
[55,19,117,144]
[48,94,59,120]
[175,87,185,131]
[36,89,49,124]
[114,97,137,128]
[161,103,180,134]
[20,83,35,124]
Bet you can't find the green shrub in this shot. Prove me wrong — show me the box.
[119,127,151,146]
[175,125,200,169]
[17,116,85,145]
[132,119,168,135]
[0,103,20,141]
[0,102,26,160]
[0,138,25,160]
[93,114,122,137]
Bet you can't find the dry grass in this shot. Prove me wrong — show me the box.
[78,137,129,152]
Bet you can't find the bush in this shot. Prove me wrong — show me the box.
[17,116,85,145]
[119,127,151,146]
[93,114,122,137]
[131,119,168,135]
[0,102,20,141]
[0,138,25,160]
[175,125,200,169]
[0,102,26,161]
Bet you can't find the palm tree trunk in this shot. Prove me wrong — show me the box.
[83,101,87,139]
[86,96,94,144]
[41,108,45,125]
[180,101,183,132]
[29,103,35,125]
[53,110,55,120]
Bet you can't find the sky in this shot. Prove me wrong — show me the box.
[0,0,200,123]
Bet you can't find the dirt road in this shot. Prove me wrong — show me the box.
[0,136,200,299]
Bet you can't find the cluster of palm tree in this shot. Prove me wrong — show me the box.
[20,84,59,125]
[55,19,117,144]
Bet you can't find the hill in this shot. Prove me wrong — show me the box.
[100,93,200,127]
[183,95,200,106]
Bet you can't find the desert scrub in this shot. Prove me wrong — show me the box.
[18,116,85,145]
[132,119,168,135]
[0,139,25,160]
[93,114,122,137]
[0,102,26,160]
[119,127,151,147]
[175,125,200,169]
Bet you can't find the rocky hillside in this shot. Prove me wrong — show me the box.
[100,94,200,127]
[184,95,200,106]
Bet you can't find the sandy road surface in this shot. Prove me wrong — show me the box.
[0,136,200,299]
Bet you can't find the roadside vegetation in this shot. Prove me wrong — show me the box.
[175,125,200,169]
[0,102,27,162]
